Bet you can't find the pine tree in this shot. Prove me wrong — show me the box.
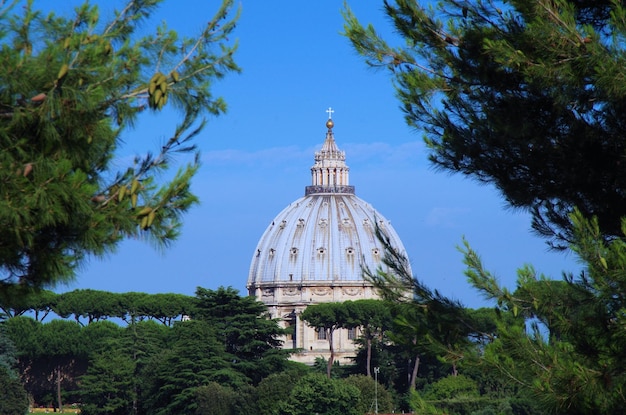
[463,209,626,413]
[343,0,626,248]
[0,0,239,295]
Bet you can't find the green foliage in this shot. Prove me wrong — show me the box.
[301,302,352,378]
[344,0,626,248]
[193,382,238,415]
[0,0,239,295]
[422,374,479,401]
[0,323,18,377]
[79,349,135,415]
[281,373,361,415]
[54,289,125,324]
[462,209,626,413]
[345,299,393,377]
[193,286,289,384]
[0,367,28,415]
[0,288,56,320]
[255,370,309,415]
[344,374,395,415]
[139,319,247,415]
[363,225,476,380]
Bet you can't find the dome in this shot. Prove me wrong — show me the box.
[247,111,410,294]
[248,194,405,286]
[247,110,411,365]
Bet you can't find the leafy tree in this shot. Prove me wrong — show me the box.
[39,320,86,412]
[141,293,193,326]
[3,316,43,360]
[344,374,395,415]
[139,320,241,415]
[255,369,309,415]
[193,382,237,415]
[463,210,626,413]
[346,299,392,377]
[81,320,124,356]
[119,292,151,324]
[422,374,479,401]
[344,0,626,248]
[0,366,28,415]
[0,322,28,415]
[193,286,289,384]
[0,322,18,376]
[300,302,353,379]
[281,373,361,415]
[54,289,124,324]
[0,288,56,320]
[79,348,135,415]
[0,0,239,296]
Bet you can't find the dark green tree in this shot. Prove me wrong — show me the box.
[54,289,124,324]
[0,288,56,320]
[193,382,237,415]
[139,320,241,415]
[193,286,289,384]
[0,322,28,415]
[79,348,135,415]
[344,374,395,415]
[0,0,239,296]
[411,374,481,415]
[0,366,28,415]
[142,293,194,326]
[344,0,626,248]
[281,373,361,415]
[255,369,309,415]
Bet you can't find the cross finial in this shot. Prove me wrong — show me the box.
[326,107,334,119]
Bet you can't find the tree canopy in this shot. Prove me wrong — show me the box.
[344,0,626,248]
[463,210,626,413]
[0,0,239,296]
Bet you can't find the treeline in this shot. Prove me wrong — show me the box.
[0,286,542,415]
[1,288,194,326]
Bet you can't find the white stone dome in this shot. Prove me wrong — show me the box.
[247,114,410,293]
[248,194,405,287]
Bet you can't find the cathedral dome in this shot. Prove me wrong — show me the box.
[247,112,410,293]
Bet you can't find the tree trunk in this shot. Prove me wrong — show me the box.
[366,337,372,377]
[326,328,334,379]
[409,355,420,391]
[56,367,63,413]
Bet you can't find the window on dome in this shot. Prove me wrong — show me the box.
[372,248,380,257]
[346,247,354,255]
[290,247,298,255]
[317,247,326,255]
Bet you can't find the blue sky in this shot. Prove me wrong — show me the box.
[51,1,578,309]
